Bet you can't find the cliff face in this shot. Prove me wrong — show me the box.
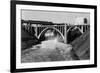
[70,28,90,60]
[21,25,39,50]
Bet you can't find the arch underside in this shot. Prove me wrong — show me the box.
[37,26,84,43]
[38,27,65,41]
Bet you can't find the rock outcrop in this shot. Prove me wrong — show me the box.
[70,28,90,60]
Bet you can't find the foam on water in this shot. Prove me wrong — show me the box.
[41,38,58,49]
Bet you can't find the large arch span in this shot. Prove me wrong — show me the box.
[37,27,65,41]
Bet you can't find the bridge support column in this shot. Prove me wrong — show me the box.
[64,24,67,44]
[81,25,83,33]
[35,24,38,37]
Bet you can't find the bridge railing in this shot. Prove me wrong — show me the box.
[35,25,90,36]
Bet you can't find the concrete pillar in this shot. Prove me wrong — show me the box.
[81,25,83,33]
[64,24,67,44]
[35,24,37,37]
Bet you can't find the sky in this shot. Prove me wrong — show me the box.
[21,10,90,24]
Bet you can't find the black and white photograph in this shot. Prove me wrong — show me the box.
[11,1,97,72]
[21,10,90,63]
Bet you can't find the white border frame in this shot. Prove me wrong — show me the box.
[16,4,94,69]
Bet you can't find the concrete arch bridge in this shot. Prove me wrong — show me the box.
[21,20,90,43]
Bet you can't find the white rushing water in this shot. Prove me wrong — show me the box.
[31,37,72,55]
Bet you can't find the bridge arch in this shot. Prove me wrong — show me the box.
[67,26,83,34]
[38,27,65,41]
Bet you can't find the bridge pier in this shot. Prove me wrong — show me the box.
[64,24,67,44]
[81,25,83,33]
[35,24,38,37]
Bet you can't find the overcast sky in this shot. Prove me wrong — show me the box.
[21,10,90,24]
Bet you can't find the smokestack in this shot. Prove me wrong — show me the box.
[84,18,88,24]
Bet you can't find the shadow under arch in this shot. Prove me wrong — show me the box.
[67,26,83,34]
[67,26,83,44]
[38,27,65,42]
